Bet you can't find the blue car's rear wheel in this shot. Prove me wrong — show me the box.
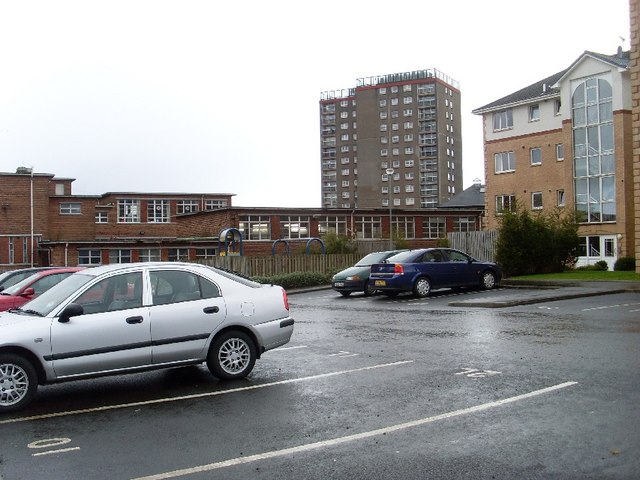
[413,277,431,298]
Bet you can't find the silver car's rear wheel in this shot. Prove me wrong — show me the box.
[413,277,431,298]
[0,354,38,412]
[207,331,256,380]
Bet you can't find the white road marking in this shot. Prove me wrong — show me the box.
[32,447,81,457]
[132,381,578,480]
[268,345,308,352]
[0,361,413,425]
[582,302,640,312]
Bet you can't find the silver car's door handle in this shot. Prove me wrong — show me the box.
[203,306,219,314]
[126,316,144,324]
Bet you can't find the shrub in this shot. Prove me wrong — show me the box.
[614,256,636,271]
[495,203,579,276]
[252,271,331,290]
[594,260,608,271]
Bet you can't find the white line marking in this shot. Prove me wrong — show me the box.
[268,345,308,352]
[0,361,413,425]
[132,381,578,480]
[32,447,80,457]
[582,302,640,312]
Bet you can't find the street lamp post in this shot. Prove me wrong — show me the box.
[386,167,394,249]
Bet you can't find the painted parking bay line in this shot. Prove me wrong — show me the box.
[0,360,413,425]
[133,381,578,480]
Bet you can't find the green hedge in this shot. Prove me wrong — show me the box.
[252,271,332,290]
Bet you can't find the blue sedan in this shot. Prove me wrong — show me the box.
[369,248,502,298]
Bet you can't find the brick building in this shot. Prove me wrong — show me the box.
[473,49,634,269]
[0,169,484,270]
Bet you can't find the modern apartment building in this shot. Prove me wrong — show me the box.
[473,49,634,269]
[320,69,462,210]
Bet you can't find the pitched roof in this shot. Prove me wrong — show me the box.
[440,183,485,208]
[472,49,629,114]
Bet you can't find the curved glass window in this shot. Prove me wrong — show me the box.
[572,78,615,223]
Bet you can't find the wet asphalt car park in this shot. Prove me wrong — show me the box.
[1,283,639,479]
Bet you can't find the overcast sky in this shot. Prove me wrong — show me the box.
[0,0,631,207]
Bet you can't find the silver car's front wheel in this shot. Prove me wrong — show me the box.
[207,331,256,380]
[0,354,38,412]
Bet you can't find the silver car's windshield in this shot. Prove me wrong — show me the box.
[18,274,94,316]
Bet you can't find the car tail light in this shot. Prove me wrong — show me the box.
[394,264,404,274]
[282,288,290,311]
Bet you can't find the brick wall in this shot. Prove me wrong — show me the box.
[632,0,640,272]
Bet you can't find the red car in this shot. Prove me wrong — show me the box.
[0,267,84,312]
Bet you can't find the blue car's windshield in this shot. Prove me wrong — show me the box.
[18,274,94,316]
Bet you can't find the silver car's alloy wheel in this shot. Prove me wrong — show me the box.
[218,338,251,375]
[0,354,37,411]
[207,331,257,380]
[414,277,431,298]
[482,271,496,290]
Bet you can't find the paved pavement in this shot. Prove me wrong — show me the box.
[289,280,640,308]
[449,280,640,307]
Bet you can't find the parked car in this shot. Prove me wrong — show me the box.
[332,250,408,296]
[0,262,294,412]
[0,268,84,311]
[0,267,64,292]
[369,248,502,298]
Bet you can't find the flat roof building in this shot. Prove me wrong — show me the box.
[320,68,462,210]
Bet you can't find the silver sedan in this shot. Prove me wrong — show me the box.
[0,262,294,412]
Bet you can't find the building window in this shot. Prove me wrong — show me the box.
[195,248,217,260]
[492,109,513,131]
[168,249,190,261]
[204,199,227,210]
[453,217,477,232]
[496,194,516,214]
[572,77,615,223]
[239,215,271,240]
[78,249,101,265]
[529,104,540,122]
[8,237,14,264]
[530,147,542,165]
[147,200,170,223]
[392,216,415,239]
[557,189,566,207]
[95,212,108,223]
[109,249,132,263]
[555,99,562,115]
[532,192,543,209]
[177,200,199,214]
[60,202,81,215]
[318,216,348,236]
[355,216,381,239]
[422,217,445,239]
[139,249,161,262]
[495,151,515,173]
[118,199,140,223]
[280,216,310,239]
[556,144,564,161]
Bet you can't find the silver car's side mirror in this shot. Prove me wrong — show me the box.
[58,303,84,323]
